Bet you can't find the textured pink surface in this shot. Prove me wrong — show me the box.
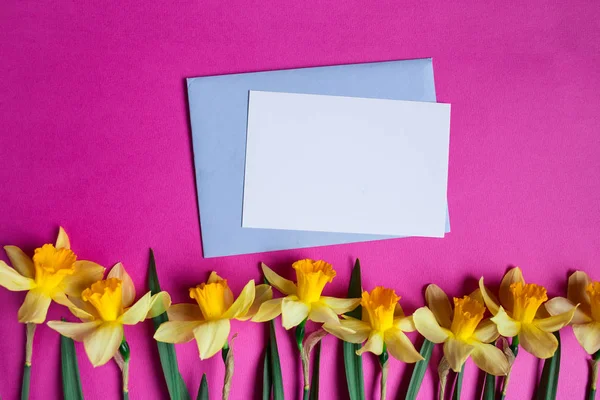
[1,1,599,399]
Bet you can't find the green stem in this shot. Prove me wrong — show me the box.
[501,335,519,400]
[296,318,309,399]
[379,347,389,400]
[118,337,130,400]
[452,366,464,400]
[21,323,36,400]
[588,350,600,400]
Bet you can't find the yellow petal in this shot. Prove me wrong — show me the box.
[394,316,416,332]
[154,320,201,343]
[443,338,474,372]
[281,298,309,329]
[308,302,340,325]
[18,289,52,323]
[240,284,273,321]
[490,307,521,337]
[52,293,96,321]
[384,328,423,363]
[471,342,510,376]
[207,271,224,284]
[573,322,600,354]
[167,303,204,321]
[193,319,231,359]
[468,288,484,304]
[472,319,499,343]
[534,306,576,332]
[223,280,255,320]
[47,320,101,341]
[4,246,34,278]
[568,271,591,315]
[499,267,525,312]
[519,323,558,359]
[425,284,453,329]
[320,296,360,315]
[479,278,500,315]
[107,262,135,307]
[323,317,370,343]
[357,331,384,356]
[62,260,106,297]
[121,292,152,325]
[252,298,283,322]
[83,322,123,367]
[55,227,71,249]
[545,297,591,324]
[262,263,297,296]
[0,260,35,291]
[413,307,451,343]
[69,296,100,321]
[147,292,171,318]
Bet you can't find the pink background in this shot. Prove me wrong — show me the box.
[1,1,599,399]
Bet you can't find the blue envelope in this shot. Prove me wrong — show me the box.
[187,58,450,258]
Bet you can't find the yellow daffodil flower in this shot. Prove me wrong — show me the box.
[323,286,423,363]
[154,272,272,360]
[479,266,577,359]
[0,227,105,323]
[47,262,171,366]
[413,284,510,375]
[252,260,360,329]
[545,271,600,354]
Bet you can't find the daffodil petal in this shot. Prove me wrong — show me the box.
[468,288,484,304]
[55,227,71,249]
[0,260,35,291]
[207,271,234,308]
[207,271,224,284]
[281,298,309,329]
[262,263,297,296]
[394,316,416,332]
[384,328,423,363]
[3,246,34,279]
[147,291,171,318]
[568,271,592,315]
[534,307,576,332]
[193,319,231,360]
[472,319,499,343]
[323,317,370,343]
[167,303,204,321]
[479,278,500,315]
[309,302,340,325]
[545,297,591,324]
[425,284,453,329]
[444,338,474,372]
[107,262,135,307]
[154,320,201,343]
[121,292,152,325]
[413,307,451,343]
[47,320,101,341]
[471,342,510,376]
[52,292,96,321]
[223,280,255,319]
[240,284,273,321]
[357,332,384,356]
[83,322,123,367]
[63,260,105,297]
[18,289,52,323]
[490,307,521,337]
[69,296,100,320]
[498,267,525,312]
[519,323,558,359]
[320,296,360,315]
[252,298,283,322]
[573,322,600,354]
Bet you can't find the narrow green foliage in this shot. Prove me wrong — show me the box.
[309,342,321,400]
[263,276,284,400]
[60,319,84,400]
[262,345,272,400]
[452,367,464,400]
[482,373,495,400]
[406,339,434,400]
[343,259,365,400]
[537,332,561,400]
[196,374,208,400]
[148,249,191,400]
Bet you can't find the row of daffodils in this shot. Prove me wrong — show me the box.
[0,228,599,400]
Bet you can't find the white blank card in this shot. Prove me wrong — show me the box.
[242,91,451,237]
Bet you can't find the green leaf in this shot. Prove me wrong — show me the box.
[309,341,322,400]
[148,249,191,400]
[536,332,561,400]
[196,374,208,400]
[482,373,495,400]
[60,319,84,400]
[343,259,365,400]
[262,344,272,400]
[452,367,464,400]
[406,339,434,400]
[268,316,285,400]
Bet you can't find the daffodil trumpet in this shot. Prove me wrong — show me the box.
[0,227,105,400]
